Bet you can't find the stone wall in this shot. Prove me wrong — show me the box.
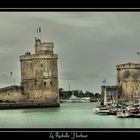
[0,85,25,103]
[116,63,140,101]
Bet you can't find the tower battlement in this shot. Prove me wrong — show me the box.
[35,38,54,55]
[116,63,140,70]
[19,54,58,61]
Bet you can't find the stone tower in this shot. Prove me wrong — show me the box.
[116,63,140,102]
[19,38,60,107]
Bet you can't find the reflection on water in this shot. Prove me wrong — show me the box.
[23,108,60,113]
[0,103,140,128]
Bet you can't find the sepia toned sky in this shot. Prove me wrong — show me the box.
[0,12,140,93]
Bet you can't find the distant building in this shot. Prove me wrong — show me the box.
[0,37,60,108]
[116,62,140,102]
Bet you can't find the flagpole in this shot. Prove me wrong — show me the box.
[10,72,12,86]
[39,27,41,40]
[37,27,42,40]
[40,27,42,40]
[40,31,41,40]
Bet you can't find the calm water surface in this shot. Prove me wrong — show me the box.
[0,103,140,128]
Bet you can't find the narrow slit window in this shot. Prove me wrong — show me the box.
[41,63,43,68]
[34,79,37,85]
[44,82,46,86]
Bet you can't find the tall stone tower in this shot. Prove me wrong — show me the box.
[116,63,140,102]
[19,38,60,107]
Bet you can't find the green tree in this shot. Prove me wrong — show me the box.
[94,93,101,98]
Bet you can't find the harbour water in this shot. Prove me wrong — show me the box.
[0,102,140,128]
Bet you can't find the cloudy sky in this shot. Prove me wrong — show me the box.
[0,12,140,93]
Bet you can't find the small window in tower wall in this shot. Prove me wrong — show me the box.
[41,63,43,67]
[50,81,52,85]
[34,79,37,85]
[44,82,46,86]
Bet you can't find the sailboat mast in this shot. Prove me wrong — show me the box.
[104,86,107,106]
[121,81,123,105]
[68,82,70,91]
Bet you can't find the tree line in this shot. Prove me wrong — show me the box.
[59,88,101,100]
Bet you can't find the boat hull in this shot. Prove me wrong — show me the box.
[117,110,130,118]
[94,107,110,115]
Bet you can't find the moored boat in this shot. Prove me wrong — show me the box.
[108,107,118,115]
[94,106,110,114]
[117,109,130,118]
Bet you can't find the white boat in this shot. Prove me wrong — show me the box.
[94,85,112,114]
[117,109,130,118]
[130,113,140,117]
[127,104,140,118]
[108,107,118,115]
[94,86,111,114]
[94,106,110,114]
[62,95,91,103]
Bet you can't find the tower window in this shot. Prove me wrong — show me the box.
[44,82,46,86]
[50,81,52,85]
[34,79,37,85]
[41,63,43,68]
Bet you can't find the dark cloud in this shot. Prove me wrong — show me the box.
[0,12,140,93]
